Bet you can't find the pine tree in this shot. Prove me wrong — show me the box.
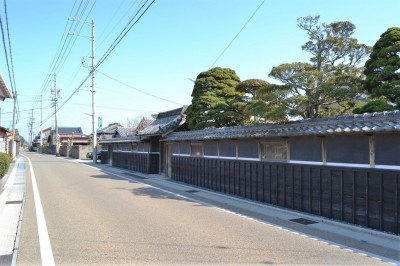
[364,27,400,108]
[186,67,244,130]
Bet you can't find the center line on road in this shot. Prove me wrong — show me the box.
[22,155,55,266]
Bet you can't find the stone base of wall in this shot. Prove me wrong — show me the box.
[37,145,95,159]
[39,146,56,155]
[59,146,72,157]
[71,145,92,159]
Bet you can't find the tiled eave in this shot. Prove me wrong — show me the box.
[0,73,12,100]
[163,111,400,141]
[99,136,143,144]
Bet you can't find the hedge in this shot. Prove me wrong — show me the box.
[0,153,12,178]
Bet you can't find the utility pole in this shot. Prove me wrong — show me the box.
[30,109,34,145]
[10,92,17,156]
[51,74,60,156]
[70,18,97,162]
[91,19,97,163]
[40,95,43,147]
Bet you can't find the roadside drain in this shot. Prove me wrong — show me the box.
[289,218,318,225]
[6,200,23,204]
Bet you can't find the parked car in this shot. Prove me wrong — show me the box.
[86,152,101,160]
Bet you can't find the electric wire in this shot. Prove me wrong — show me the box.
[32,0,156,131]
[33,0,80,106]
[98,70,184,106]
[96,0,140,50]
[56,0,156,116]
[209,0,266,69]
[3,0,16,95]
[55,0,96,75]
[0,16,12,93]
[32,0,96,110]
[96,0,155,69]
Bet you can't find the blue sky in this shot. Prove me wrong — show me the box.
[0,0,399,142]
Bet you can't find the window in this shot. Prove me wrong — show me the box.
[132,143,138,152]
[190,143,203,157]
[124,143,132,151]
[260,142,288,161]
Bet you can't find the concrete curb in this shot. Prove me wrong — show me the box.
[0,157,25,266]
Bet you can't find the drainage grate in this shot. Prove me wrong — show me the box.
[123,172,147,179]
[6,200,23,205]
[289,218,318,225]
[185,190,199,193]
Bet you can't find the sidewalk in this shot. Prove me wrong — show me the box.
[0,157,25,266]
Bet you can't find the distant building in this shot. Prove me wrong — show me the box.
[46,127,89,146]
[97,122,123,140]
[0,73,15,156]
[0,126,12,153]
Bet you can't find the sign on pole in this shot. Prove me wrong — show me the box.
[98,116,102,128]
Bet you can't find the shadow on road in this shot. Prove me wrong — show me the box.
[89,171,199,204]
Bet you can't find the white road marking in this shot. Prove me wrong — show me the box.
[23,155,55,266]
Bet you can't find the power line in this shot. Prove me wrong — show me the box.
[55,0,156,117]
[0,16,12,92]
[96,0,155,68]
[69,101,158,112]
[32,0,80,106]
[96,0,140,50]
[98,70,184,106]
[209,0,266,69]
[32,0,97,111]
[2,0,16,95]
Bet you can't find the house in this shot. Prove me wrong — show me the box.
[0,126,12,154]
[113,127,137,138]
[0,73,12,101]
[97,122,123,140]
[0,73,15,156]
[99,106,187,173]
[47,127,89,146]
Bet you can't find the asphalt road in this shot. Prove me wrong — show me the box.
[16,152,390,265]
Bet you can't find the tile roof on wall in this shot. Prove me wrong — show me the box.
[53,127,83,135]
[137,106,186,136]
[164,111,400,141]
[99,136,142,144]
[97,122,123,134]
[116,127,137,138]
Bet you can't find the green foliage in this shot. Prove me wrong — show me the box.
[364,27,400,107]
[236,79,270,98]
[186,67,244,130]
[267,16,371,119]
[244,84,288,122]
[0,153,12,178]
[352,99,395,114]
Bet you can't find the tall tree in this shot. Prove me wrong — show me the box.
[267,16,371,119]
[236,79,286,122]
[364,27,400,108]
[186,67,244,130]
[236,79,270,99]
